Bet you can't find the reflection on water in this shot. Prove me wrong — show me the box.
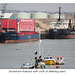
[0,39,75,69]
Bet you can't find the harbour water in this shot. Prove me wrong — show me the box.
[0,39,75,69]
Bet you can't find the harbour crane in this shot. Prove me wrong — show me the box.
[0,4,7,31]
[0,3,7,19]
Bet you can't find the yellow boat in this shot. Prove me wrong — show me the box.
[43,56,55,65]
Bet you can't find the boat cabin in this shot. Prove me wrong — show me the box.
[56,56,63,60]
[44,56,54,60]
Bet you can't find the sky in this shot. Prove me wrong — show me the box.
[0,3,75,12]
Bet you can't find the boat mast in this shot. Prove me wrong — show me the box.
[38,29,43,59]
[58,4,61,21]
[72,12,74,28]
[38,29,41,57]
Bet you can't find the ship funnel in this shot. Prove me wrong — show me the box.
[58,4,61,21]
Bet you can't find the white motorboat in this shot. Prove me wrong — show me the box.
[21,63,34,69]
[55,56,65,65]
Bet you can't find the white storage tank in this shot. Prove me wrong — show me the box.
[49,14,66,19]
[15,12,31,19]
[31,12,48,19]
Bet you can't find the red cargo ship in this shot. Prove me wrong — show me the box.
[0,19,39,43]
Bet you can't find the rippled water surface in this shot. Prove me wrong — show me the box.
[0,39,75,69]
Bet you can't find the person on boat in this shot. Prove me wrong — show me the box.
[35,57,38,68]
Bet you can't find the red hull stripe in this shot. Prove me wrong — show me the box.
[18,32,38,36]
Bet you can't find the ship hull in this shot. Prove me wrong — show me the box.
[55,34,75,39]
[49,29,75,39]
[0,32,39,43]
[5,38,38,43]
[44,60,55,65]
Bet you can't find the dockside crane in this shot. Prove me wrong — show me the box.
[0,3,7,19]
[0,4,7,31]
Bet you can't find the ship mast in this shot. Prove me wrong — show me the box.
[72,12,74,28]
[58,4,61,21]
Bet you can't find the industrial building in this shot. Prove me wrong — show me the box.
[31,12,48,19]
[15,12,31,19]
[49,14,66,19]
[0,13,16,19]
[0,12,70,32]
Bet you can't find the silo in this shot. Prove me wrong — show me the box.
[49,14,66,19]
[15,12,31,19]
[31,12,48,19]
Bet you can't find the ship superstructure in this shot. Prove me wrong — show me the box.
[49,5,75,39]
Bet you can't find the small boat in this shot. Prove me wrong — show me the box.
[21,63,34,69]
[55,56,65,65]
[43,56,55,65]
